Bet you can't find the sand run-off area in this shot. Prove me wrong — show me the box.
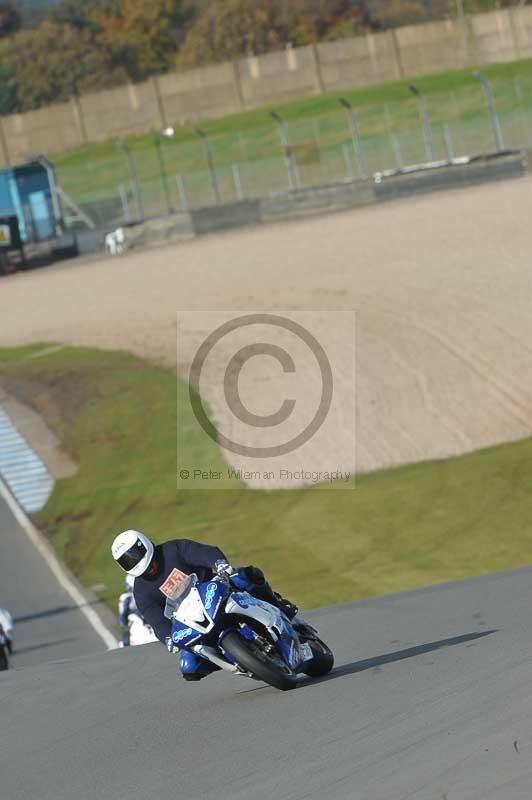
[2,178,532,486]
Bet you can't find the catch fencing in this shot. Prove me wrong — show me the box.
[54,71,532,230]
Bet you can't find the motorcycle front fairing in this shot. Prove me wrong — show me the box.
[165,576,230,649]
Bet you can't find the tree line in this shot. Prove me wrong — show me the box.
[0,0,521,114]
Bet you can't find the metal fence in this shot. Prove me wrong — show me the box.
[54,72,532,230]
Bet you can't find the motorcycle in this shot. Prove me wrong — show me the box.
[164,574,334,691]
[127,611,158,647]
[0,609,13,656]
[0,625,9,671]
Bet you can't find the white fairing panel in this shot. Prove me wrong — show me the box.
[225,593,285,636]
[175,588,215,634]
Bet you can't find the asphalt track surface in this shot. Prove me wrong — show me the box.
[0,494,106,669]
[3,564,532,800]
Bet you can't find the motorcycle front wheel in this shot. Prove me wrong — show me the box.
[222,631,298,691]
[301,636,334,678]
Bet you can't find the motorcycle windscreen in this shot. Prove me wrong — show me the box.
[164,573,198,620]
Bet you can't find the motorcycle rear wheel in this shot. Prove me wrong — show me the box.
[222,631,297,691]
[0,645,9,671]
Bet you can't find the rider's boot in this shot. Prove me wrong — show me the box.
[180,650,221,681]
[241,566,299,620]
[271,591,299,620]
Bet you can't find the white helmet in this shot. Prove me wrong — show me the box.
[112,530,154,578]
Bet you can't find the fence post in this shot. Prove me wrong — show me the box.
[408,84,435,162]
[390,133,404,169]
[342,143,355,180]
[119,184,131,222]
[116,139,143,222]
[151,76,167,130]
[232,163,244,200]
[443,124,455,160]
[195,127,221,204]
[270,110,300,190]
[383,104,402,169]
[338,98,367,179]
[311,44,325,95]
[153,132,172,214]
[176,175,188,211]
[71,95,88,146]
[473,71,504,152]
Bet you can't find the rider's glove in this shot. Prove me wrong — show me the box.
[165,635,179,655]
[214,559,236,581]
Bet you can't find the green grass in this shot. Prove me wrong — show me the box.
[1,344,532,613]
[53,56,532,218]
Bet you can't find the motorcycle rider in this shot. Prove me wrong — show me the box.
[118,575,136,646]
[111,530,298,681]
[0,607,13,654]
[118,575,157,647]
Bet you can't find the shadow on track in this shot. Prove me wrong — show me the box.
[14,603,100,625]
[235,631,497,695]
[298,629,497,688]
[12,637,78,656]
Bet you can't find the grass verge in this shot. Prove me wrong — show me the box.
[1,344,531,612]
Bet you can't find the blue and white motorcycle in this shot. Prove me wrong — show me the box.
[164,574,334,691]
[0,624,9,671]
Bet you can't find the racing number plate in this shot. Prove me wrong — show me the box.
[159,568,190,599]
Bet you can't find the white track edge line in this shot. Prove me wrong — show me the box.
[0,475,119,650]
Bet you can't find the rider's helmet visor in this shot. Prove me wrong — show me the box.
[117,539,148,571]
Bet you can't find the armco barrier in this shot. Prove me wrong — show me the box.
[260,179,376,223]
[191,199,261,235]
[374,150,526,201]
[110,150,527,254]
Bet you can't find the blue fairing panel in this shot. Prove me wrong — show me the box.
[198,579,229,620]
[171,621,202,647]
